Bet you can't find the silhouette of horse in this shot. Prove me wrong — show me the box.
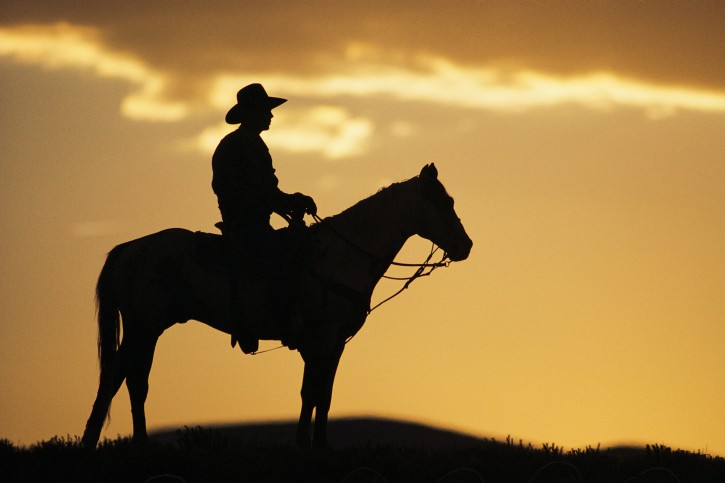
[81,164,472,448]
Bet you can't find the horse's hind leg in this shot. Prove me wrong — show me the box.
[82,342,129,448]
[125,333,159,445]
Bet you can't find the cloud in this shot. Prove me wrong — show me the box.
[5,22,725,124]
[264,106,373,159]
[4,22,725,162]
[0,22,187,121]
[192,106,373,160]
[6,1,724,91]
[214,51,725,118]
[70,220,120,238]
[389,121,416,138]
[316,174,341,191]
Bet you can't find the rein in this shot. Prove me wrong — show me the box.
[310,214,450,314]
[251,213,452,355]
[368,242,447,313]
[312,214,450,272]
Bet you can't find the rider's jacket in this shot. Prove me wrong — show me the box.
[211,126,288,228]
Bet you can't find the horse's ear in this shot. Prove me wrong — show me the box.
[420,163,438,180]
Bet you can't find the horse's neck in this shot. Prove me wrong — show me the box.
[317,180,419,293]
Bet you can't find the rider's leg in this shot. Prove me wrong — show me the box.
[223,219,265,354]
[223,218,305,352]
[254,227,305,349]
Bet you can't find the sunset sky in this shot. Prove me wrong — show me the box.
[1,1,724,455]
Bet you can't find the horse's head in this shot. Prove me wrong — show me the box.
[416,163,473,262]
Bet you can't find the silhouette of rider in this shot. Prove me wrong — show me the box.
[212,83,316,353]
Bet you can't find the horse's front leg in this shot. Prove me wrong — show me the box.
[296,344,344,448]
[296,386,314,448]
[311,347,343,448]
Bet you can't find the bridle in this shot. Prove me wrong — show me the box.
[310,213,451,315]
[251,211,453,354]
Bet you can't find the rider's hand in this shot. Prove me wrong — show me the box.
[292,192,317,216]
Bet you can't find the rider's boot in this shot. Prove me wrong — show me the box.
[232,332,259,355]
[230,283,270,355]
[231,313,259,354]
[272,264,307,350]
[280,303,305,350]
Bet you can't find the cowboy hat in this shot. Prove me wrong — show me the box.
[225,83,287,124]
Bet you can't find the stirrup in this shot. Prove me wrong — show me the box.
[231,333,258,354]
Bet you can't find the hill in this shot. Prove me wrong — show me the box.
[2,418,723,482]
[151,417,484,449]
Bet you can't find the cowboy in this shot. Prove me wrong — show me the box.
[212,83,316,353]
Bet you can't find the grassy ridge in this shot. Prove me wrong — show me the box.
[1,428,723,482]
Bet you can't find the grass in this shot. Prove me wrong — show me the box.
[1,428,723,482]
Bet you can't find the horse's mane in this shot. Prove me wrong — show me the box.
[312,173,455,232]
[315,177,418,229]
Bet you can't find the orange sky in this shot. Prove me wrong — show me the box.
[1,1,724,455]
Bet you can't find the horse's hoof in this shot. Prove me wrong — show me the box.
[240,338,259,354]
[312,438,328,449]
[341,467,388,483]
[131,435,150,448]
[295,434,311,448]
[80,437,97,449]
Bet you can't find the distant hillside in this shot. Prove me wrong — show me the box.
[3,420,724,482]
[151,416,484,449]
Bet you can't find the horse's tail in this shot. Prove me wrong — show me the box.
[95,242,128,379]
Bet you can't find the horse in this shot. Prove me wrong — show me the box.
[81,163,472,449]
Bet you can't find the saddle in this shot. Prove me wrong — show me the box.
[201,223,310,268]
[193,222,319,352]
[192,229,233,272]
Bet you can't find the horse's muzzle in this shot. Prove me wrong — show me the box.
[448,237,472,262]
